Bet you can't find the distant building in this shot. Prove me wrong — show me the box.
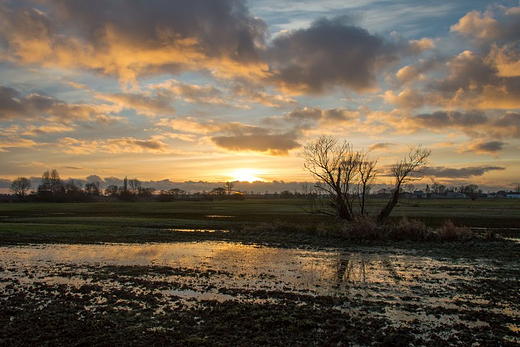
[506,193,520,199]
[446,192,466,199]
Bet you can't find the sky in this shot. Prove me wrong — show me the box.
[0,0,519,192]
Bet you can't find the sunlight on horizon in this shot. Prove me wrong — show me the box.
[230,169,265,182]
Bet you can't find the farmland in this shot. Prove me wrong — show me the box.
[0,198,519,245]
[0,198,519,345]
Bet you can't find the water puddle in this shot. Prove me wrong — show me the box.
[164,228,229,233]
[0,241,518,342]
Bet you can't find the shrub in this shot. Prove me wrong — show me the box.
[484,229,503,241]
[436,220,474,241]
[384,217,429,241]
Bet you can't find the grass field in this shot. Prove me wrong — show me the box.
[0,198,519,244]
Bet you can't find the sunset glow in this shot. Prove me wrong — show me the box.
[230,169,264,183]
[0,0,519,192]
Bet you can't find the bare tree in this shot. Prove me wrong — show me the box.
[358,154,378,216]
[38,169,64,199]
[128,178,141,194]
[377,146,431,225]
[224,181,235,196]
[211,187,226,198]
[300,136,376,221]
[301,136,430,226]
[10,177,31,201]
[105,185,119,196]
[49,169,63,197]
[85,181,101,195]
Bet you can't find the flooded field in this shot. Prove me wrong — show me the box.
[1,241,519,345]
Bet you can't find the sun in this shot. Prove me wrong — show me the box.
[231,169,264,182]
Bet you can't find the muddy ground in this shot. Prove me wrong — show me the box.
[0,241,519,346]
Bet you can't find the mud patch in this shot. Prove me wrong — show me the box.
[0,242,518,345]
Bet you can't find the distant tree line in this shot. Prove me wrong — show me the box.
[6,167,520,204]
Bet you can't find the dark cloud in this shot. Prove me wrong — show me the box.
[461,140,505,155]
[404,110,519,140]
[0,85,112,123]
[423,165,505,178]
[0,86,25,119]
[51,0,266,62]
[212,132,300,155]
[414,110,488,128]
[427,51,498,95]
[262,107,357,131]
[491,112,520,138]
[369,143,394,151]
[0,0,268,86]
[267,15,398,93]
[106,138,169,152]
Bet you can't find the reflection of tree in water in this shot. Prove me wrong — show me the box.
[335,257,366,283]
[334,254,401,285]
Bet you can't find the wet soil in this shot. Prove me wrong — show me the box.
[1,242,519,346]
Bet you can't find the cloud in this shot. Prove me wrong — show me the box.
[0,1,269,89]
[383,89,425,109]
[369,142,394,151]
[459,139,505,155]
[386,50,520,110]
[212,132,300,155]
[0,85,117,124]
[230,81,297,108]
[266,15,400,94]
[450,8,520,42]
[408,38,435,54]
[0,137,40,151]
[414,110,488,129]
[22,124,75,136]
[55,137,170,155]
[0,86,25,120]
[86,175,104,183]
[394,57,441,85]
[157,116,302,155]
[362,108,520,141]
[105,138,169,152]
[381,7,520,111]
[450,10,502,40]
[262,106,358,131]
[96,92,175,117]
[409,110,520,139]
[486,43,520,77]
[151,79,227,105]
[423,165,506,178]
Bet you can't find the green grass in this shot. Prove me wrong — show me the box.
[0,198,518,244]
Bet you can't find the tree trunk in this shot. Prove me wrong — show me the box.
[337,190,353,221]
[377,187,400,226]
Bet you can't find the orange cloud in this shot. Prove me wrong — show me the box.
[55,137,171,155]
[450,11,502,40]
[0,2,269,89]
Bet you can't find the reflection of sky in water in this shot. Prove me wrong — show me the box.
[0,242,471,294]
[1,242,518,303]
[1,242,518,338]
